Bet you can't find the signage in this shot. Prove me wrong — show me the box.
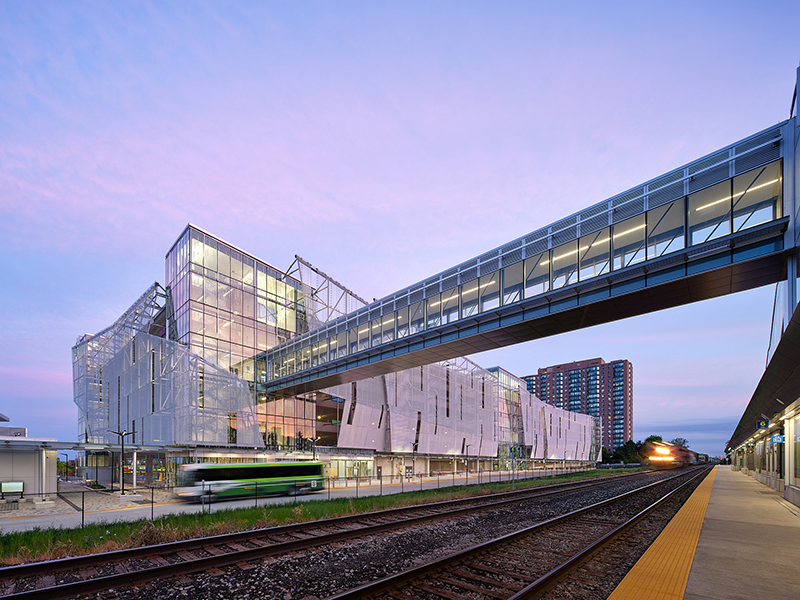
[757,419,769,429]
[771,435,785,443]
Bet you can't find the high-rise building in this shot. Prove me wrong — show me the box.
[524,358,632,451]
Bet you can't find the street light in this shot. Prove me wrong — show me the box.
[465,444,471,485]
[312,436,321,461]
[107,429,134,495]
[60,452,69,481]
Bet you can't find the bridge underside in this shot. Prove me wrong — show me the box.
[269,219,788,397]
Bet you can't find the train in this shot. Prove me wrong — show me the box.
[176,461,325,501]
[640,441,698,469]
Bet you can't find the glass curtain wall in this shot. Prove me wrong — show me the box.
[166,226,316,448]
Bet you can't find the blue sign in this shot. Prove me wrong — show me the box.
[771,435,785,443]
[757,419,769,429]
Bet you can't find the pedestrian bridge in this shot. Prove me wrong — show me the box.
[266,118,795,397]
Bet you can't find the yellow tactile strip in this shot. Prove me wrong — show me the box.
[607,466,717,600]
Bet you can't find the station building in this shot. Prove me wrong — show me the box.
[72,225,600,486]
[523,358,633,451]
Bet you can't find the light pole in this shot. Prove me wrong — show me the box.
[312,436,321,461]
[465,444,471,485]
[107,429,134,495]
[60,453,69,481]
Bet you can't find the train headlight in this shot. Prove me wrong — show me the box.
[655,447,670,455]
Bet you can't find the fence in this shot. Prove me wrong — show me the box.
[1,463,593,529]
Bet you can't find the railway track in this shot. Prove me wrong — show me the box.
[324,466,711,600]
[0,471,653,599]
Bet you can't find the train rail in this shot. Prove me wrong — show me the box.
[325,466,711,600]
[0,471,652,599]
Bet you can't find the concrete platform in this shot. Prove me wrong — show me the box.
[684,466,800,600]
[609,466,800,600]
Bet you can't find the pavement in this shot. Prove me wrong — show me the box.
[608,466,800,600]
[683,466,800,600]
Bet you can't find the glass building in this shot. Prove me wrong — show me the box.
[73,225,600,485]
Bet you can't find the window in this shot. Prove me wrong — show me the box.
[647,199,685,259]
[479,272,500,312]
[396,306,409,338]
[461,281,479,318]
[524,252,550,298]
[426,294,441,329]
[502,261,523,305]
[227,413,237,444]
[409,301,425,334]
[689,181,730,245]
[612,214,646,269]
[382,313,395,343]
[551,241,578,289]
[733,160,782,232]
[441,288,459,324]
[579,228,610,281]
[371,319,382,347]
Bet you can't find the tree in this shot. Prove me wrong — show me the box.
[670,437,689,449]
[613,439,643,464]
[644,435,662,443]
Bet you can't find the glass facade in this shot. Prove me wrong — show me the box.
[165,226,317,448]
[270,159,783,381]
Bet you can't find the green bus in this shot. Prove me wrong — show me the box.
[176,462,325,501]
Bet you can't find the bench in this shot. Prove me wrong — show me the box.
[0,481,24,501]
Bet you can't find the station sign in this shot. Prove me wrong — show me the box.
[771,435,785,443]
[757,419,769,429]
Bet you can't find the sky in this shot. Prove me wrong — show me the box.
[1,1,799,457]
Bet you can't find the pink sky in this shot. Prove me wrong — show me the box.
[1,1,799,455]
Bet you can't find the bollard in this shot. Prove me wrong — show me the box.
[151,487,154,521]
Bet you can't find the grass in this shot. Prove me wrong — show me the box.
[0,468,641,566]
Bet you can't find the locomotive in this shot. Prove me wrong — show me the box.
[640,440,697,469]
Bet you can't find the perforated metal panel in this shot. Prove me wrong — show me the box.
[425,282,440,297]
[524,239,549,257]
[648,182,684,209]
[579,213,608,235]
[503,248,524,266]
[552,225,577,245]
[689,163,729,193]
[612,197,645,223]
[460,267,478,283]
[480,258,499,274]
[441,275,458,290]
[735,142,781,174]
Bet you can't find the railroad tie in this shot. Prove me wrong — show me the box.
[78,566,99,579]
